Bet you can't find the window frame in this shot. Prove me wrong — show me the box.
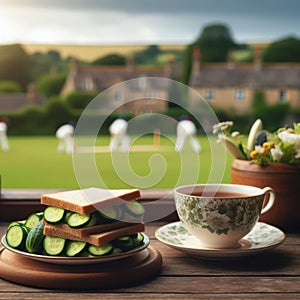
[205,89,215,101]
[235,89,246,101]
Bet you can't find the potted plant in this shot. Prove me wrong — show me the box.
[213,120,300,231]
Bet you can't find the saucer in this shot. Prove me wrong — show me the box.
[155,222,285,259]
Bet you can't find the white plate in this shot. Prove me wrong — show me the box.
[155,222,285,259]
[1,234,149,265]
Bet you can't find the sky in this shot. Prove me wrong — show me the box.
[1,0,300,45]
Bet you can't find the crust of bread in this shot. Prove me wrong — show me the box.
[43,220,138,238]
[41,187,141,215]
[43,223,145,246]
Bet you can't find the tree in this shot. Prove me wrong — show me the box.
[36,73,67,97]
[197,24,235,62]
[92,53,126,65]
[263,36,300,62]
[134,45,162,64]
[47,50,61,61]
[30,50,68,81]
[181,44,193,84]
[181,23,235,84]
[0,44,31,88]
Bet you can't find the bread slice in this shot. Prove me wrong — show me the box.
[41,187,141,215]
[44,222,145,246]
[43,220,140,238]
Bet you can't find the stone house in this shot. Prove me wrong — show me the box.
[189,47,300,114]
[60,57,181,115]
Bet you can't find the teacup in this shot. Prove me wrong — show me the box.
[174,184,275,248]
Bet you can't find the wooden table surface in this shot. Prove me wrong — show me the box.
[0,222,300,300]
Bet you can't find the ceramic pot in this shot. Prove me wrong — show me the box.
[231,159,300,232]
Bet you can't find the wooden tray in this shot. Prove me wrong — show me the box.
[0,246,162,290]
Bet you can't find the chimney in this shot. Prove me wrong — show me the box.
[227,50,236,69]
[164,55,174,78]
[126,54,135,72]
[254,48,263,70]
[70,57,80,76]
[192,45,201,76]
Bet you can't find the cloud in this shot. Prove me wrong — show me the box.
[2,0,300,44]
[4,0,300,17]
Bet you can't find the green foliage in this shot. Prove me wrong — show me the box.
[43,97,73,128]
[197,24,235,62]
[181,24,236,84]
[252,90,267,115]
[92,53,126,65]
[0,80,23,93]
[0,44,31,88]
[65,90,98,109]
[36,73,66,97]
[263,36,300,62]
[233,49,253,62]
[258,103,290,132]
[251,90,290,131]
[134,45,162,64]
[181,44,193,85]
[30,50,69,81]
[8,105,45,135]
[7,98,74,135]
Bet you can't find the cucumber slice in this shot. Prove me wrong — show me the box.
[99,206,118,221]
[21,225,31,234]
[88,243,113,256]
[44,206,65,224]
[124,200,145,217]
[115,205,125,219]
[43,236,66,256]
[64,211,72,223]
[82,213,97,228]
[25,212,43,229]
[115,236,134,251]
[65,241,87,257]
[7,221,22,230]
[132,232,144,247]
[111,247,123,255]
[122,211,138,222]
[67,212,91,228]
[6,225,27,249]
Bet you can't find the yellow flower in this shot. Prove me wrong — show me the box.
[261,147,267,154]
[287,128,294,134]
[250,150,258,158]
[263,142,269,149]
[269,141,275,148]
[263,142,275,150]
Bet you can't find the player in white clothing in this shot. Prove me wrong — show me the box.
[0,121,9,152]
[56,124,74,154]
[109,117,130,152]
[175,115,201,153]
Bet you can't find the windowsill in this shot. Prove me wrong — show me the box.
[0,188,177,222]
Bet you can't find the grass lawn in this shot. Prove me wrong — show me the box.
[0,136,233,189]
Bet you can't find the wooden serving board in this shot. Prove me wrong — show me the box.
[0,246,162,290]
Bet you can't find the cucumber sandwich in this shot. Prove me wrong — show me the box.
[5,188,146,257]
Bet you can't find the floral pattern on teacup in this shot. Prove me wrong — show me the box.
[175,194,264,235]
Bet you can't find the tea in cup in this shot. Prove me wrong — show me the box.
[174,184,275,248]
